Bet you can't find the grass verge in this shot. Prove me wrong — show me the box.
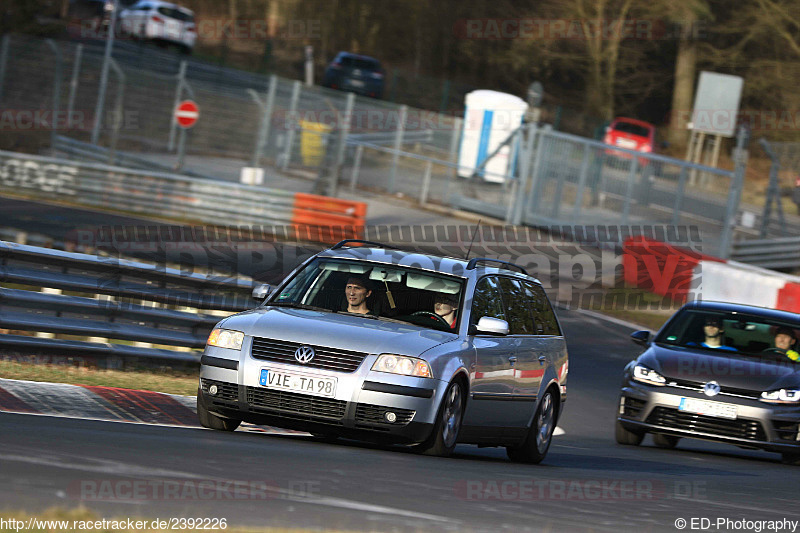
[0,359,198,396]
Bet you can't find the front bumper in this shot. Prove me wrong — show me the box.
[618,380,800,454]
[199,347,443,444]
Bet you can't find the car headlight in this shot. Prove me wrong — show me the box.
[760,389,800,404]
[632,364,666,386]
[207,328,244,350]
[372,354,432,378]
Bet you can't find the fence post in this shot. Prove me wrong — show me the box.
[719,126,749,258]
[510,124,535,225]
[66,44,83,130]
[168,60,187,152]
[90,0,119,145]
[280,80,301,170]
[250,75,277,168]
[521,124,549,222]
[0,35,10,103]
[349,144,364,191]
[388,104,407,194]
[571,143,592,221]
[758,138,786,238]
[44,39,63,149]
[672,166,689,226]
[107,58,125,165]
[420,160,433,204]
[329,91,355,196]
[443,117,462,205]
[622,156,639,226]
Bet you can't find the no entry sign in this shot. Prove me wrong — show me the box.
[174,100,199,129]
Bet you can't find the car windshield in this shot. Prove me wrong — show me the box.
[157,6,194,21]
[612,121,651,137]
[265,258,465,332]
[340,56,380,70]
[655,310,800,361]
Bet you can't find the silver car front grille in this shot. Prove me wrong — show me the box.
[251,337,367,373]
[245,387,347,421]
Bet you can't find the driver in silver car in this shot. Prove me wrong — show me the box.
[345,276,372,314]
[434,293,458,330]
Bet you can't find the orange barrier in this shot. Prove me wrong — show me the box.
[622,236,724,303]
[290,193,366,243]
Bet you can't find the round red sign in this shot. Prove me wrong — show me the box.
[174,100,199,129]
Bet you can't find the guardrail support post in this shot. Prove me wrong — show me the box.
[622,156,639,226]
[168,60,187,152]
[388,105,407,194]
[349,143,364,191]
[280,81,301,171]
[672,166,688,226]
[66,44,83,130]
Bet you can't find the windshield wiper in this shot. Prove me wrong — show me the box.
[265,302,330,312]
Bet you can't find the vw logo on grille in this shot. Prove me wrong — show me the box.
[703,381,721,397]
[294,345,315,364]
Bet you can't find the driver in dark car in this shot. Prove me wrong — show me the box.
[769,327,800,361]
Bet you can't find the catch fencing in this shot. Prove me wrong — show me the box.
[0,240,255,365]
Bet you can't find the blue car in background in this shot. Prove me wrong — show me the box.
[322,52,385,99]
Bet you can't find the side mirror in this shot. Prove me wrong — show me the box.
[252,283,275,301]
[630,330,651,347]
[472,317,509,336]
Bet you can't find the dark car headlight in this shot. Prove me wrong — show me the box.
[632,364,666,386]
[760,389,800,404]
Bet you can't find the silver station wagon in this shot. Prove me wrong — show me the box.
[198,240,568,462]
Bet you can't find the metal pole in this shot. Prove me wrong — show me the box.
[622,156,639,225]
[387,105,407,194]
[168,60,187,152]
[510,123,536,225]
[349,144,364,191]
[45,40,63,149]
[0,35,10,103]
[90,0,119,145]
[719,126,748,259]
[66,44,83,130]
[329,91,355,196]
[281,80,301,170]
[525,124,549,217]
[250,75,277,167]
[571,143,592,221]
[443,117,462,205]
[176,127,187,171]
[420,160,433,205]
[672,166,689,226]
[107,58,125,165]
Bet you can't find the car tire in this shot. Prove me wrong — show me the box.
[506,388,557,464]
[652,433,680,449]
[781,453,800,466]
[418,380,464,457]
[197,390,241,432]
[615,419,644,446]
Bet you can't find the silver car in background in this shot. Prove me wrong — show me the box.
[198,240,568,462]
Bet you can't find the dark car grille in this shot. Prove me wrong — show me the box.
[622,397,646,418]
[200,379,239,403]
[646,407,766,441]
[245,387,347,421]
[772,421,800,442]
[251,337,367,373]
[355,404,415,428]
[668,378,761,400]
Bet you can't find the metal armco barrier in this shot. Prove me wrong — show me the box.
[0,150,366,243]
[0,240,255,364]
[731,236,800,270]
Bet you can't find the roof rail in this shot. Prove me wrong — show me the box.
[466,258,528,275]
[330,239,398,250]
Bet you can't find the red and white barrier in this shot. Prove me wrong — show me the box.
[623,236,800,314]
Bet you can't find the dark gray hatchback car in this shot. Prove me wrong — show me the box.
[616,300,800,464]
[198,240,568,462]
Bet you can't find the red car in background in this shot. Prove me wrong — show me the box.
[604,117,656,162]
